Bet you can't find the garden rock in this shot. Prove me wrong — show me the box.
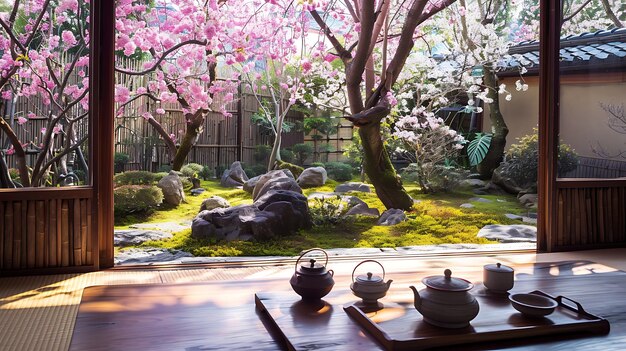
[200,196,231,211]
[157,171,185,206]
[505,213,523,220]
[335,182,371,193]
[470,197,492,203]
[114,229,172,247]
[378,209,407,226]
[243,175,261,193]
[252,170,302,200]
[191,190,310,241]
[460,203,475,209]
[345,203,380,217]
[492,167,525,195]
[220,161,248,188]
[297,167,327,188]
[518,193,538,207]
[115,248,193,265]
[477,224,537,243]
[474,182,506,195]
[461,179,486,188]
[190,188,206,196]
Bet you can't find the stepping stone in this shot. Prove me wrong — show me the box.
[114,229,172,247]
[505,213,523,220]
[477,224,537,243]
[470,197,493,203]
[115,248,193,265]
[129,221,190,232]
[460,203,475,208]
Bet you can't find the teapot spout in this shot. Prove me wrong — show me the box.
[409,286,421,310]
[386,279,393,290]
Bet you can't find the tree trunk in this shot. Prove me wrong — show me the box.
[359,123,413,210]
[267,108,283,172]
[172,111,204,170]
[477,66,509,179]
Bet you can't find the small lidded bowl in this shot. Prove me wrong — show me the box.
[483,262,514,293]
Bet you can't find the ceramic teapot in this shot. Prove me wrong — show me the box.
[290,248,334,300]
[409,269,479,328]
[350,260,393,305]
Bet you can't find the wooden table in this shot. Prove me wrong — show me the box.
[70,261,626,350]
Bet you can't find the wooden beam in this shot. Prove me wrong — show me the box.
[91,0,115,269]
[537,0,561,252]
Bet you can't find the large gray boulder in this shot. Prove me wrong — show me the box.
[297,167,327,188]
[378,209,407,226]
[335,182,371,193]
[220,161,248,188]
[157,171,185,206]
[243,169,294,194]
[191,190,311,241]
[252,170,302,201]
[200,196,230,211]
[492,166,525,195]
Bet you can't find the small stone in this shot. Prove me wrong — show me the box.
[461,179,486,188]
[345,203,379,217]
[378,209,407,226]
[518,193,538,207]
[460,203,475,208]
[200,196,230,211]
[469,197,492,203]
[190,188,206,196]
[335,182,371,193]
[505,213,523,220]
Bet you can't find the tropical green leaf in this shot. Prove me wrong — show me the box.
[467,133,492,166]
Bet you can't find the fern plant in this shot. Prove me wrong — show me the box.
[467,133,492,166]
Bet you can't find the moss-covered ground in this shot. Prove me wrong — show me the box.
[115,179,531,257]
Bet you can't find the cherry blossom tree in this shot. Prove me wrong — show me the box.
[307,0,458,210]
[1,0,90,187]
[114,0,304,171]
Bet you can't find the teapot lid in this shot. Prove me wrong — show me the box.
[355,272,383,284]
[484,262,514,273]
[298,258,327,274]
[422,269,473,292]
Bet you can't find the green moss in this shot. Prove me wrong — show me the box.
[118,179,530,256]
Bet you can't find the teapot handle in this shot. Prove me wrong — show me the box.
[295,248,329,273]
[351,259,385,283]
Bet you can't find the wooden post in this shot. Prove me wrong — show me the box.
[537,0,561,252]
[237,84,243,161]
[91,0,115,268]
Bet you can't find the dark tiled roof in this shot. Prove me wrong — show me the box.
[499,28,626,75]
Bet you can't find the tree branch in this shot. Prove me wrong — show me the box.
[115,39,208,75]
[309,10,351,62]
[0,118,30,186]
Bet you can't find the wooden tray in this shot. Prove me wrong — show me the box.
[344,290,610,351]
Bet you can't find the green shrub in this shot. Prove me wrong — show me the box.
[253,145,272,163]
[291,143,314,165]
[324,162,354,181]
[114,152,130,173]
[180,163,204,177]
[276,160,304,178]
[114,185,163,215]
[309,196,348,226]
[114,171,156,185]
[280,149,295,163]
[153,172,169,182]
[8,168,20,181]
[244,164,267,178]
[498,131,578,188]
[310,162,325,168]
[199,165,214,180]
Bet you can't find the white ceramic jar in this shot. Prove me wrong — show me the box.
[483,262,514,293]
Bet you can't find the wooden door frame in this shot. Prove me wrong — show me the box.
[91,0,115,268]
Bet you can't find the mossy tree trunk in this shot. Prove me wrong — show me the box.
[359,123,414,210]
[476,66,509,179]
